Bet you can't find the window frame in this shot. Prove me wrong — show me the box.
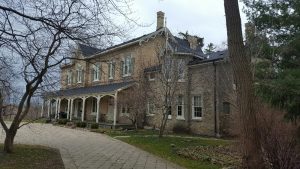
[177,59,185,82]
[122,55,133,77]
[67,70,72,85]
[148,72,155,81]
[108,61,115,80]
[176,95,185,120]
[92,98,97,113]
[76,65,83,83]
[192,95,203,120]
[147,101,155,116]
[92,63,100,82]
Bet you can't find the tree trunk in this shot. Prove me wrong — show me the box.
[224,0,263,168]
[3,129,17,153]
[159,112,168,138]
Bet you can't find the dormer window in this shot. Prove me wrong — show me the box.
[121,55,134,77]
[76,65,83,83]
[92,63,100,81]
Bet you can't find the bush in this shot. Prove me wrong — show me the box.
[76,122,87,128]
[90,123,99,129]
[58,119,69,125]
[45,119,52,123]
[173,123,190,134]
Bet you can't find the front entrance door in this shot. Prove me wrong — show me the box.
[75,100,82,118]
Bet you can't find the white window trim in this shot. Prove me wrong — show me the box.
[148,73,155,81]
[67,71,72,85]
[92,64,100,82]
[146,101,155,116]
[176,96,185,120]
[192,95,203,120]
[122,56,132,77]
[108,61,114,80]
[76,65,82,84]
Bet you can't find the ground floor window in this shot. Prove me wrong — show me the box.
[223,102,230,114]
[147,101,155,115]
[177,95,184,119]
[192,95,202,119]
[92,98,97,113]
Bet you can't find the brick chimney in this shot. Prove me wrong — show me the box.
[156,11,165,30]
[187,35,199,50]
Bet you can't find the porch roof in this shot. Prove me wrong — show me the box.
[47,81,134,98]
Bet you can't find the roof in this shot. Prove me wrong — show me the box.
[78,44,102,57]
[188,50,228,65]
[78,27,204,58]
[172,36,204,57]
[47,81,134,97]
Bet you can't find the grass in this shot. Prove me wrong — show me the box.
[105,129,232,169]
[0,144,64,169]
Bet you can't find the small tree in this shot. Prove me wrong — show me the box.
[0,0,133,153]
[204,43,217,54]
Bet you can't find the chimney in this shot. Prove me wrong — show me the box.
[156,11,165,30]
[186,36,197,50]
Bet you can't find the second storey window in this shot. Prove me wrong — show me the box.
[92,63,100,81]
[192,95,203,119]
[67,70,72,85]
[108,61,115,79]
[178,59,185,81]
[121,56,134,77]
[76,65,83,83]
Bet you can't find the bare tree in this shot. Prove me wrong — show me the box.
[145,35,186,138]
[0,0,133,153]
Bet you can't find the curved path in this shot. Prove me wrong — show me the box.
[0,123,184,169]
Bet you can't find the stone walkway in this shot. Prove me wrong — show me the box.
[0,123,184,169]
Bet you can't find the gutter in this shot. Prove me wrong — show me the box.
[213,61,220,137]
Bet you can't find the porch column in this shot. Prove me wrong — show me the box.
[55,99,58,119]
[47,100,51,118]
[67,99,70,119]
[41,100,44,117]
[113,91,118,129]
[70,99,74,121]
[96,96,101,123]
[81,97,86,122]
[57,99,61,119]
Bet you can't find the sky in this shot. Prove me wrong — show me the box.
[127,0,248,49]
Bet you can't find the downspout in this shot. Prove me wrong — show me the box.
[213,61,219,137]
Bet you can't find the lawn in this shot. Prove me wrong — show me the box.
[0,144,64,169]
[104,130,238,169]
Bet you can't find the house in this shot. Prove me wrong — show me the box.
[43,11,236,136]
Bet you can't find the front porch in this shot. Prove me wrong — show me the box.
[41,82,134,127]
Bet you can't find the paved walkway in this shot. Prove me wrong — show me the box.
[0,123,184,169]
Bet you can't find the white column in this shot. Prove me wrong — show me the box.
[96,96,101,123]
[57,99,61,119]
[67,99,70,120]
[47,100,51,118]
[70,99,74,121]
[41,100,44,117]
[81,97,86,122]
[55,99,58,119]
[113,92,118,128]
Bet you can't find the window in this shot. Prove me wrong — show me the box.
[108,61,115,79]
[178,59,185,81]
[223,102,230,114]
[192,96,202,119]
[67,70,72,85]
[92,98,97,113]
[164,57,172,81]
[148,72,155,81]
[122,56,134,77]
[76,65,83,83]
[166,96,172,119]
[121,104,130,114]
[92,63,100,81]
[147,101,155,115]
[177,95,184,119]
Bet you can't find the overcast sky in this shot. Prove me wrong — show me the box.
[127,0,247,49]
